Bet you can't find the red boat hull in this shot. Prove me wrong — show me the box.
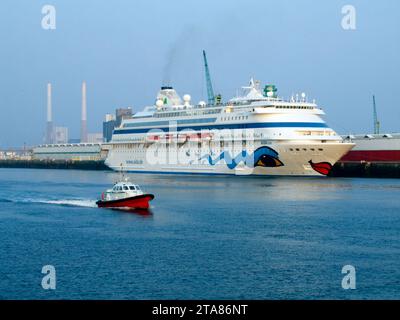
[96,194,154,209]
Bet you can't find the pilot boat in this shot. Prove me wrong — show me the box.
[96,180,154,209]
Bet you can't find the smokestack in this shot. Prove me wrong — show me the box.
[45,83,54,144]
[80,81,87,143]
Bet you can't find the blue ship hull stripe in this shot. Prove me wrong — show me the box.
[113,122,328,135]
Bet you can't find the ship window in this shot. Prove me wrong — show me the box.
[123,186,129,190]
[296,148,300,151]
[129,186,136,190]
[318,148,323,151]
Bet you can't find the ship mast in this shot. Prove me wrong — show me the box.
[373,95,380,134]
[202,50,215,106]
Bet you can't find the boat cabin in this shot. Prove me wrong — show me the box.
[111,182,142,192]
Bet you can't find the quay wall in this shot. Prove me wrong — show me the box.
[1,159,400,178]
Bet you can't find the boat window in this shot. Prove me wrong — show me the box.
[123,186,129,190]
[129,186,136,190]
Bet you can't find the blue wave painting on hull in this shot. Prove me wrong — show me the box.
[200,146,284,169]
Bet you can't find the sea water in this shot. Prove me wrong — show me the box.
[0,168,399,299]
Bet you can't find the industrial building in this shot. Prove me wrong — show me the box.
[31,81,137,161]
[54,126,69,144]
[116,107,132,126]
[87,133,103,143]
[31,81,136,162]
[102,107,133,142]
[103,114,116,142]
[33,143,105,161]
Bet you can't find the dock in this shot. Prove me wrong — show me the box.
[0,159,109,171]
[329,161,400,178]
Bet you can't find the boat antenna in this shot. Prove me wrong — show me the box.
[119,163,125,181]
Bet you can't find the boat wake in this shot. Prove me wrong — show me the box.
[38,199,98,208]
[0,198,97,208]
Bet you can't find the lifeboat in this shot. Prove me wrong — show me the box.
[96,180,154,209]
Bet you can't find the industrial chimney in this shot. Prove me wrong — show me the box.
[80,81,88,143]
[45,83,54,144]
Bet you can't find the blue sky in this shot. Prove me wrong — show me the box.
[0,0,399,147]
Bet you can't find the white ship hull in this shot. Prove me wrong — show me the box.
[105,141,354,176]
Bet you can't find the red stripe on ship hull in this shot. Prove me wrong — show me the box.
[340,150,400,162]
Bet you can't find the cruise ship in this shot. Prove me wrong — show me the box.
[105,79,354,176]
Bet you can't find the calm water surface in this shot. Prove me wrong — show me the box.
[0,168,399,299]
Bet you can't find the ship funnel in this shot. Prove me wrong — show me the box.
[157,86,182,106]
